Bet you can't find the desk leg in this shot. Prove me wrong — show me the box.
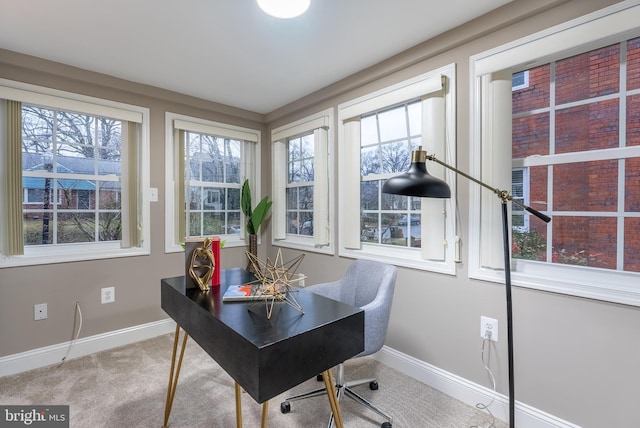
[235,382,243,428]
[163,324,189,428]
[322,370,344,428]
[261,401,269,428]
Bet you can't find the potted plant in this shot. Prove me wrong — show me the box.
[241,179,272,262]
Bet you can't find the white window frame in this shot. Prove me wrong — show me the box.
[469,1,640,307]
[338,64,458,274]
[271,108,333,254]
[0,79,151,268]
[165,112,261,253]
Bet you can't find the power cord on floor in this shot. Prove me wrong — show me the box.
[471,331,497,428]
[57,301,83,368]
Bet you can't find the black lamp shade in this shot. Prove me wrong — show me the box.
[382,160,451,198]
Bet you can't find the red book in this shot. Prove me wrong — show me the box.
[211,236,221,286]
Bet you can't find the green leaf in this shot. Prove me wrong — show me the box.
[241,179,252,217]
[250,197,272,233]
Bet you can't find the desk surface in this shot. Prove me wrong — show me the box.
[161,268,364,403]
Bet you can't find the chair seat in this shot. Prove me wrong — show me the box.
[281,260,397,428]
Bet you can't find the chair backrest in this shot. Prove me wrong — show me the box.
[307,260,397,357]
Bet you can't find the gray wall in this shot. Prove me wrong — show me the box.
[1,1,638,427]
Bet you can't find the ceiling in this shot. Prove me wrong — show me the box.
[0,0,512,114]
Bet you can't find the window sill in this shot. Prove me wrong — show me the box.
[340,243,456,275]
[273,236,334,255]
[0,246,150,268]
[470,260,640,308]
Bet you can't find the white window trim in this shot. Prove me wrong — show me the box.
[271,108,334,255]
[0,79,150,268]
[338,64,458,275]
[164,112,261,253]
[469,1,640,307]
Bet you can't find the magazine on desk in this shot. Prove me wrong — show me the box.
[223,284,276,302]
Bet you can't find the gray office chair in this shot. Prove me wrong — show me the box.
[280,259,397,428]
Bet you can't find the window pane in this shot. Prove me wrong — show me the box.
[361,146,380,176]
[57,212,95,243]
[22,106,53,149]
[513,65,550,114]
[286,188,297,209]
[555,100,619,154]
[360,115,378,145]
[97,119,121,162]
[513,228,547,262]
[556,44,619,105]
[378,107,407,142]
[189,186,202,210]
[99,212,122,241]
[298,186,313,210]
[512,112,550,157]
[626,157,640,211]
[624,218,640,272]
[361,181,379,210]
[627,37,640,91]
[553,160,618,212]
[381,141,410,174]
[552,216,616,269]
[627,93,640,146]
[203,212,224,235]
[99,182,121,210]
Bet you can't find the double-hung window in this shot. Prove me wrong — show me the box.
[338,65,457,274]
[470,2,640,306]
[271,109,332,253]
[165,113,261,251]
[0,80,150,267]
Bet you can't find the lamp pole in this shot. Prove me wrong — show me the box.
[41,153,53,245]
[428,153,550,428]
[382,148,550,428]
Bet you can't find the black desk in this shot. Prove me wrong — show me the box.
[161,268,364,428]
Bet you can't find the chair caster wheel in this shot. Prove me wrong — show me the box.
[280,401,291,414]
[316,374,324,381]
[381,422,392,428]
[369,381,379,390]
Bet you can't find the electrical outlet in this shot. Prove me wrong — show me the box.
[101,287,115,304]
[480,316,498,342]
[34,303,47,320]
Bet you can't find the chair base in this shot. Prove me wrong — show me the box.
[280,364,393,428]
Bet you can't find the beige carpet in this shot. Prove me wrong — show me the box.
[0,334,506,428]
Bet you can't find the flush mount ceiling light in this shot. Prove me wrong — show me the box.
[257,0,311,19]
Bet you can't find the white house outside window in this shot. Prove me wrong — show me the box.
[338,65,457,274]
[470,2,640,306]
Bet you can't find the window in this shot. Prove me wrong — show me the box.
[512,71,529,91]
[165,113,261,252]
[0,80,150,267]
[360,102,423,249]
[470,2,640,306]
[338,65,457,274]
[184,131,241,238]
[286,133,315,236]
[271,109,332,253]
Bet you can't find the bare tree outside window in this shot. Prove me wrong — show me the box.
[21,105,123,245]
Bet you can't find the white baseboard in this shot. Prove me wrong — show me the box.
[1,321,579,428]
[373,345,582,428]
[0,318,176,377]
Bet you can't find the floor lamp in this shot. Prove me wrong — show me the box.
[382,147,550,428]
